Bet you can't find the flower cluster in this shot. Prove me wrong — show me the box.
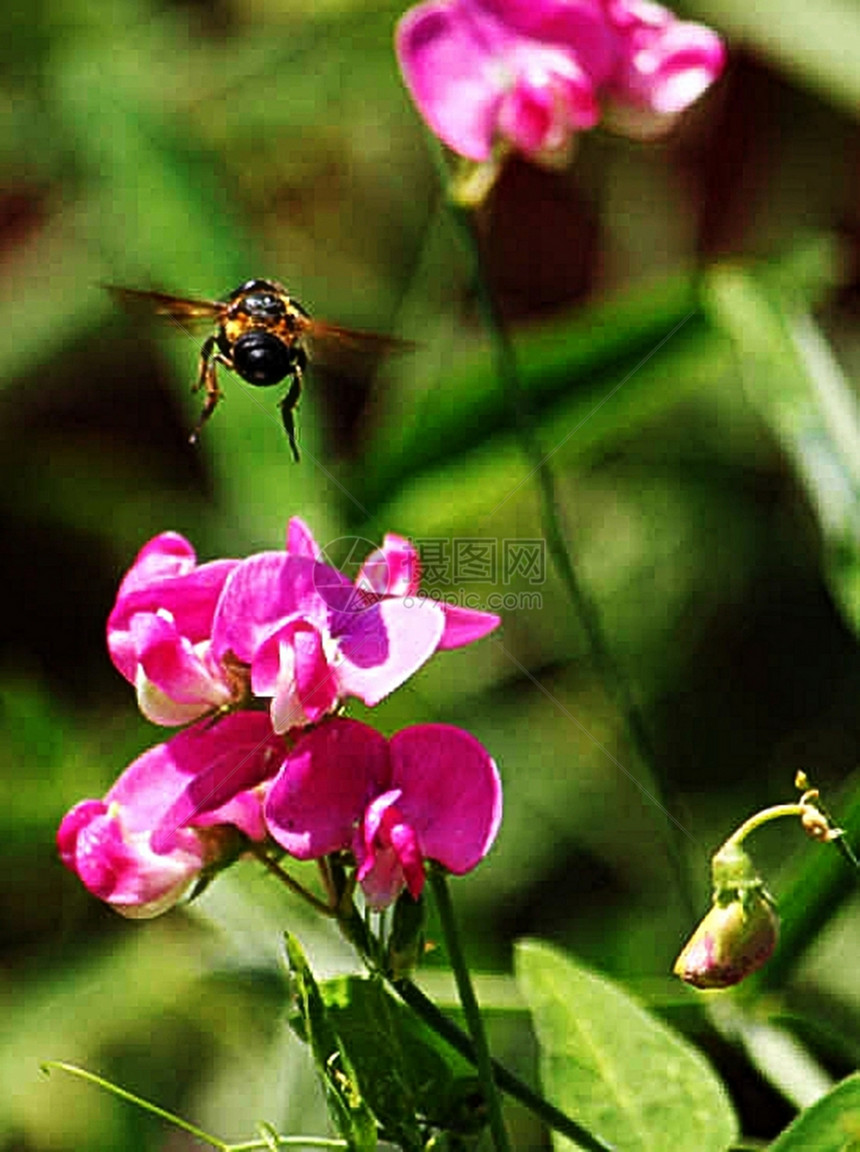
[59,519,502,918]
[396,0,726,164]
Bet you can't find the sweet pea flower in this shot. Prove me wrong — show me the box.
[265,717,503,909]
[108,520,500,734]
[58,713,284,917]
[396,0,724,164]
[107,531,241,726]
[210,519,501,734]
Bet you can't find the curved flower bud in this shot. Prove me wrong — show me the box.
[673,889,779,989]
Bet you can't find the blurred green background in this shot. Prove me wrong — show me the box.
[1,0,859,1147]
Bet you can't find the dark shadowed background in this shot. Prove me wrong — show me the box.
[1,0,859,1147]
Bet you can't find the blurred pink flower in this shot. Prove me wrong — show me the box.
[604,0,726,135]
[57,713,283,918]
[108,519,500,734]
[396,0,725,162]
[264,718,503,909]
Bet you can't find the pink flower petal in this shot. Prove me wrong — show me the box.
[211,553,323,664]
[130,612,232,712]
[286,516,322,559]
[69,805,204,914]
[265,621,339,733]
[115,532,198,595]
[55,716,284,918]
[265,718,390,859]
[438,603,501,649]
[108,549,238,683]
[481,0,617,83]
[606,0,725,114]
[397,1,510,162]
[390,724,502,873]
[150,713,284,852]
[356,534,422,598]
[336,597,446,706]
[356,790,425,908]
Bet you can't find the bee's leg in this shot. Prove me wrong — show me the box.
[279,369,303,462]
[192,335,217,393]
[189,342,225,444]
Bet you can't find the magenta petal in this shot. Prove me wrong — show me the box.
[396,1,508,162]
[438,603,501,649]
[148,713,284,852]
[265,718,390,859]
[481,0,617,83]
[58,799,108,870]
[390,724,502,873]
[336,598,445,706]
[356,534,421,598]
[286,516,322,559]
[265,621,339,732]
[108,554,238,683]
[115,532,197,595]
[636,21,726,113]
[130,613,230,707]
[211,553,323,664]
[71,806,204,912]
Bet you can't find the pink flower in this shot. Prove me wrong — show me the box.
[107,532,241,726]
[108,520,500,734]
[57,713,284,917]
[396,0,724,162]
[264,718,503,909]
[604,0,726,134]
[210,520,501,733]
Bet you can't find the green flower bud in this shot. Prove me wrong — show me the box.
[673,887,779,989]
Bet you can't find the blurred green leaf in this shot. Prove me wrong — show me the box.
[689,0,860,118]
[515,939,737,1151]
[355,274,699,508]
[286,933,378,1151]
[769,1071,860,1150]
[703,261,860,637]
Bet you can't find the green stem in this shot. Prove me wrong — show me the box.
[444,189,697,918]
[391,976,614,1152]
[247,842,336,917]
[722,803,809,852]
[429,869,511,1152]
[229,1139,346,1151]
[41,1061,229,1149]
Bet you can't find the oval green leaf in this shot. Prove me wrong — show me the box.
[770,1073,860,1151]
[515,939,737,1151]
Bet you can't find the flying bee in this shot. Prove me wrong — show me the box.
[108,278,408,460]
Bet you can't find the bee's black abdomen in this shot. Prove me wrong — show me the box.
[232,331,294,386]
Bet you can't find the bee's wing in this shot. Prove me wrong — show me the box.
[300,316,416,375]
[105,286,224,332]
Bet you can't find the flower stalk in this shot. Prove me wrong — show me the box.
[429,868,512,1152]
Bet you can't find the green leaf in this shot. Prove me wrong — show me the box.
[769,1072,860,1150]
[321,974,483,1150]
[687,0,860,119]
[515,940,737,1151]
[703,261,860,637]
[285,934,377,1152]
